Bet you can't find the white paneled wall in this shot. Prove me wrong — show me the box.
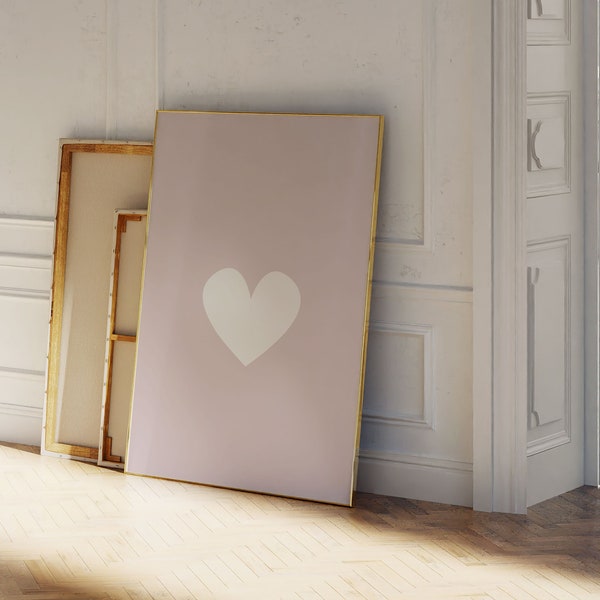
[0,217,53,443]
[0,0,480,506]
[361,2,475,506]
[0,2,108,217]
[0,0,156,444]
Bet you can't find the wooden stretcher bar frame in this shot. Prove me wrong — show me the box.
[43,141,153,461]
[98,210,147,468]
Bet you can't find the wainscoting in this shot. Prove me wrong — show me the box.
[0,217,53,445]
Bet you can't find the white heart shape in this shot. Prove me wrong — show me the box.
[202,268,301,366]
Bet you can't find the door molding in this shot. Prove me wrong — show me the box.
[473,0,528,514]
[584,0,600,487]
[476,0,599,511]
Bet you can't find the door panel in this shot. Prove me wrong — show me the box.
[526,0,584,507]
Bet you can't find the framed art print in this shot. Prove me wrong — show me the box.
[126,111,383,505]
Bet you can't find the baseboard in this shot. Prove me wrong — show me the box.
[0,370,45,446]
[0,402,42,445]
[356,450,473,507]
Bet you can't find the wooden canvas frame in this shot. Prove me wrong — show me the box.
[43,141,152,460]
[98,210,147,468]
[127,111,383,505]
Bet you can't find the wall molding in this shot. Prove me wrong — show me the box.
[526,235,571,456]
[0,402,43,419]
[528,430,570,455]
[359,449,472,472]
[364,321,434,429]
[0,215,54,438]
[473,0,528,514]
[105,0,118,139]
[490,0,528,514]
[0,398,43,445]
[0,253,53,267]
[374,0,435,250]
[0,252,52,297]
[154,0,164,111]
[0,367,45,423]
[420,0,434,252]
[527,0,571,45]
[371,281,473,304]
[357,449,473,507]
[0,288,50,301]
[0,365,45,378]
[0,215,54,256]
[583,0,600,487]
[0,215,54,297]
[0,215,54,225]
[526,92,571,197]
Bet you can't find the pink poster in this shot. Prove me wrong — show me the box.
[127,111,383,505]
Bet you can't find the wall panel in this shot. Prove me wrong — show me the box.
[0,1,108,217]
[358,284,473,506]
[363,323,433,428]
[0,218,53,444]
[527,237,571,455]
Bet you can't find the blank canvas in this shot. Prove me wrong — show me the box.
[44,142,152,461]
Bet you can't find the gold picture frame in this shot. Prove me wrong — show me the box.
[126,111,383,505]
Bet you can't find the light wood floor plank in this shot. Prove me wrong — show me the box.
[2,443,600,599]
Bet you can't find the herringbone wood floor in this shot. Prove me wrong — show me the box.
[1,443,600,599]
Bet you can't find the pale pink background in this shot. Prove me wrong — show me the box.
[127,111,382,505]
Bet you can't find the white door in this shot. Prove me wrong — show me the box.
[525,0,584,506]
